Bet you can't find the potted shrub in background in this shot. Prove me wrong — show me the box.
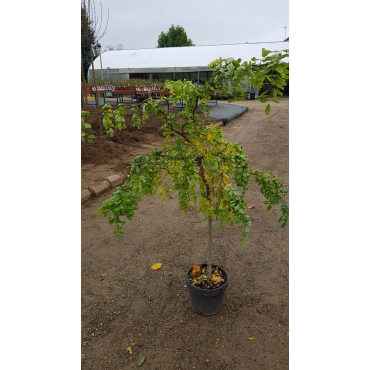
[97,49,289,315]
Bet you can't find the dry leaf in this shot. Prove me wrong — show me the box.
[214,276,222,284]
[150,263,163,270]
[191,264,201,277]
[248,337,255,340]
[247,206,255,209]
[126,347,132,354]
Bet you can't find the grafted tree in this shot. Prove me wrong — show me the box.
[98,49,290,281]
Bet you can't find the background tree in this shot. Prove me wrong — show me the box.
[81,5,98,81]
[157,24,193,48]
[81,0,109,82]
[81,0,109,134]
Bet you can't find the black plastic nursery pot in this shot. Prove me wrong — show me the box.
[185,264,229,316]
[246,92,255,100]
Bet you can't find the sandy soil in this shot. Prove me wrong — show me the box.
[81,98,289,369]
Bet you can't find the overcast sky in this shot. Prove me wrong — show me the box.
[89,0,289,51]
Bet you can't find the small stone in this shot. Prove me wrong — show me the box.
[105,174,124,187]
[81,189,91,203]
[89,181,111,197]
[206,359,210,363]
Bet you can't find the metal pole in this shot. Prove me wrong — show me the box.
[99,48,103,82]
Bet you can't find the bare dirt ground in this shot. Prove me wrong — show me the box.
[81,98,289,369]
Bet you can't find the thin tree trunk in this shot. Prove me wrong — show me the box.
[81,52,89,119]
[199,158,213,280]
[88,36,103,135]
[207,216,212,279]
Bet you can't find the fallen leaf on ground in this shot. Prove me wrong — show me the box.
[247,206,255,209]
[126,347,132,354]
[248,337,255,340]
[98,273,105,282]
[137,356,146,366]
[150,263,163,270]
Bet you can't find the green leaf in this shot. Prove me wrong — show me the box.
[191,178,195,187]
[137,356,146,367]
[258,97,268,103]
[259,90,269,97]
[262,48,271,57]
[265,104,271,115]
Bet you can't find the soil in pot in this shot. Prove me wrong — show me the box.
[187,264,226,290]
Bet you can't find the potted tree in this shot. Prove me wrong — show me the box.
[97,49,289,315]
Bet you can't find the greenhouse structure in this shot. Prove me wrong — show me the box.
[88,41,289,95]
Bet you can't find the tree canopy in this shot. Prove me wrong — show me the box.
[157,24,193,48]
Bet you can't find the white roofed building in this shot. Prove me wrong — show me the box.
[88,41,289,94]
